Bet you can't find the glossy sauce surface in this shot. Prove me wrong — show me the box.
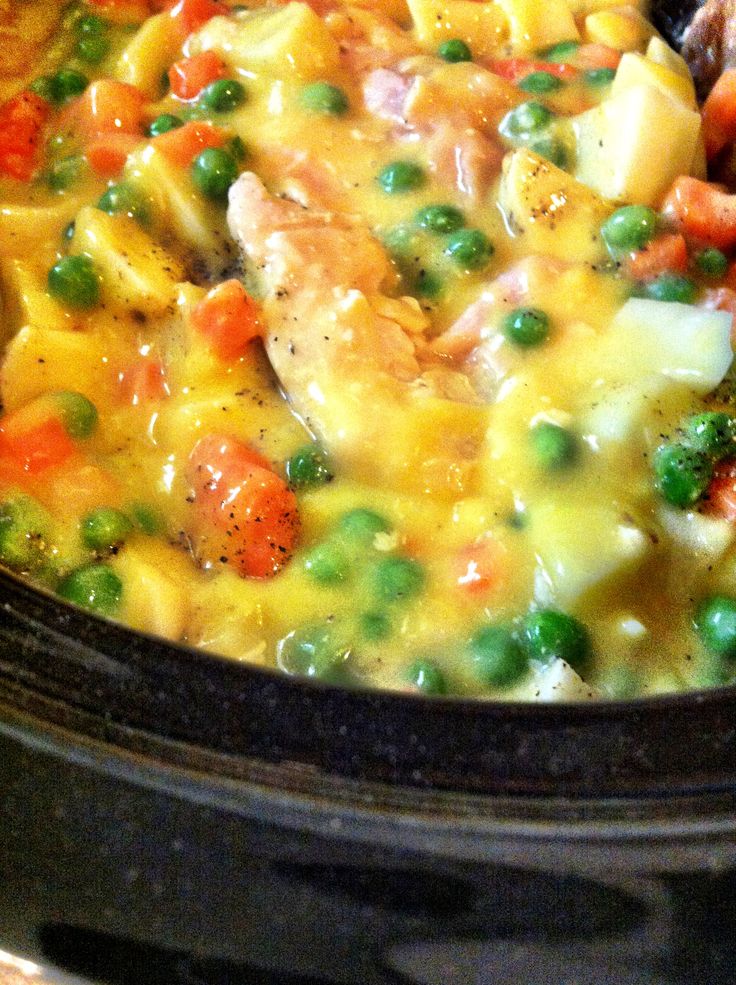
[1,0,736,700]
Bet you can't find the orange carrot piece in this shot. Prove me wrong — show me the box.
[0,91,50,182]
[188,434,299,578]
[85,133,141,177]
[0,418,76,475]
[169,51,226,100]
[190,280,263,360]
[118,360,169,404]
[151,119,227,166]
[626,233,688,281]
[662,176,736,251]
[702,68,736,159]
[705,459,736,521]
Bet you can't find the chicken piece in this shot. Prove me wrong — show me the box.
[227,172,487,495]
[681,0,736,98]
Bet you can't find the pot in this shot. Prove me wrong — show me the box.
[2,2,736,980]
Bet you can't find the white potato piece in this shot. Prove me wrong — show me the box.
[193,5,340,80]
[0,325,109,411]
[115,12,178,98]
[530,502,648,607]
[573,84,701,205]
[611,51,696,107]
[494,0,579,53]
[600,299,733,394]
[71,207,184,316]
[112,541,191,642]
[658,507,735,563]
[529,659,600,701]
[498,148,612,264]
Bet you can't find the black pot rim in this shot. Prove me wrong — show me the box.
[3,566,736,802]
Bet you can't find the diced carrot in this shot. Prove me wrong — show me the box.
[626,233,688,281]
[0,418,75,475]
[118,360,169,404]
[167,0,224,38]
[488,58,578,82]
[453,539,505,596]
[76,79,146,137]
[705,459,736,521]
[0,91,51,182]
[188,434,299,578]
[662,176,736,251]
[151,119,227,166]
[702,69,736,160]
[85,133,142,177]
[190,280,263,361]
[572,43,622,71]
[169,51,226,100]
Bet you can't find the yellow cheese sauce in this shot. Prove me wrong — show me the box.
[1,0,736,699]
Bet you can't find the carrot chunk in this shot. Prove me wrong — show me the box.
[169,51,226,100]
[0,91,50,181]
[188,434,299,578]
[190,280,263,360]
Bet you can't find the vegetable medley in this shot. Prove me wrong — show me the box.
[3,0,736,700]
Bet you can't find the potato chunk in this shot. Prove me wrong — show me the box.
[498,148,613,264]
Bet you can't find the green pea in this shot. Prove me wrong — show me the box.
[414,268,443,299]
[191,147,238,201]
[377,160,426,194]
[499,101,552,139]
[522,609,590,672]
[200,78,247,113]
[359,611,391,641]
[530,421,578,470]
[539,40,579,62]
[373,556,425,602]
[299,81,349,115]
[685,412,735,457]
[337,508,391,545]
[584,67,615,87]
[0,496,51,572]
[644,273,698,304]
[381,223,419,259]
[600,666,640,699]
[652,442,713,507]
[98,182,150,225]
[503,306,550,347]
[437,38,472,62]
[81,507,133,553]
[286,444,333,489]
[519,71,563,94]
[76,33,110,64]
[695,595,736,659]
[53,69,89,102]
[76,14,107,35]
[406,660,447,694]
[29,75,61,104]
[52,391,98,439]
[226,135,248,162]
[415,203,464,234]
[528,136,568,169]
[303,541,350,585]
[129,502,163,535]
[148,113,183,137]
[47,255,100,310]
[58,564,123,616]
[278,624,348,677]
[695,248,729,278]
[470,625,528,688]
[444,228,494,271]
[46,156,83,192]
[601,205,658,253]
